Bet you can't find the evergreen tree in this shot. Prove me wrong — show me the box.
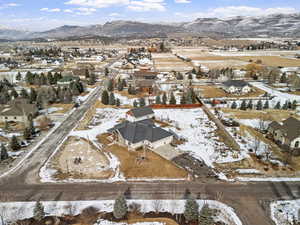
[109,92,116,105]
[184,197,199,222]
[85,69,90,79]
[282,101,288,110]
[155,95,161,104]
[29,88,37,103]
[247,100,253,110]
[274,101,281,109]
[10,88,18,99]
[280,72,288,83]
[16,72,22,81]
[256,100,263,110]
[288,101,292,109]
[139,98,146,107]
[263,100,269,110]
[101,90,109,105]
[169,92,176,105]
[180,94,186,105]
[88,72,96,85]
[133,100,138,108]
[0,144,9,161]
[292,100,298,110]
[25,71,34,85]
[113,194,128,219]
[10,135,20,151]
[198,204,215,225]
[231,101,237,109]
[188,73,193,80]
[20,88,29,99]
[162,93,167,105]
[116,98,121,107]
[105,67,109,76]
[240,100,247,110]
[33,201,45,221]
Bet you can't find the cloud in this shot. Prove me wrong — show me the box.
[0,2,21,9]
[174,0,191,3]
[64,0,129,8]
[175,6,298,19]
[75,7,96,15]
[65,0,166,12]
[64,9,73,13]
[127,0,166,12]
[40,8,61,12]
[109,12,121,17]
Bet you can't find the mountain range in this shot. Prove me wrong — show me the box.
[1,13,300,40]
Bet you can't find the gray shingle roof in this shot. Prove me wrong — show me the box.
[129,107,154,118]
[108,119,173,144]
[281,117,300,141]
[223,80,249,88]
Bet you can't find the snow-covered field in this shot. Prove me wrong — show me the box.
[271,200,300,225]
[0,200,242,225]
[210,50,300,57]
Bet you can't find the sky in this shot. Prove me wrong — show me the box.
[0,0,300,31]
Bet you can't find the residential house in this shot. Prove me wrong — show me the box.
[108,119,173,150]
[0,98,38,123]
[132,70,158,80]
[268,117,300,150]
[126,107,155,122]
[222,80,251,94]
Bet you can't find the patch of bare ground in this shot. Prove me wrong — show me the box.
[220,108,299,122]
[51,136,113,180]
[102,143,188,179]
[50,104,74,114]
[198,85,265,98]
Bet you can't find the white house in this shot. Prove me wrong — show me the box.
[126,107,155,122]
[268,117,300,150]
[222,80,251,94]
[108,119,173,151]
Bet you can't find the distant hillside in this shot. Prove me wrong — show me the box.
[1,13,300,40]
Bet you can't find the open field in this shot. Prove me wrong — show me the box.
[220,108,299,122]
[103,144,188,179]
[51,136,113,180]
[48,104,74,114]
[152,53,192,72]
[198,85,265,98]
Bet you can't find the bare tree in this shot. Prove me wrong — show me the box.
[253,138,261,155]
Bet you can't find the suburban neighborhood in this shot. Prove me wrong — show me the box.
[1,2,300,225]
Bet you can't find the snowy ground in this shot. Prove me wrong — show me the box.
[0,199,242,225]
[154,109,246,168]
[271,199,300,225]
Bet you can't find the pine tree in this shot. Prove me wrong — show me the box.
[109,92,116,105]
[184,197,199,222]
[292,100,298,110]
[105,68,109,76]
[16,72,22,81]
[10,88,19,99]
[240,100,247,110]
[101,90,109,105]
[33,201,45,221]
[85,69,90,79]
[10,135,20,151]
[282,101,288,110]
[155,95,161,104]
[139,98,146,107]
[247,100,253,110]
[29,88,37,103]
[231,101,237,109]
[116,98,121,107]
[133,100,138,108]
[88,72,96,85]
[188,73,193,80]
[198,204,215,225]
[0,144,9,161]
[274,101,281,109]
[280,72,287,83]
[256,100,263,110]
[263,100,269,110]
[169,92,176,105]
[162,93,167,105]
[113,194,128,219]
[20,88,29,99]
[180,94,186,105]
